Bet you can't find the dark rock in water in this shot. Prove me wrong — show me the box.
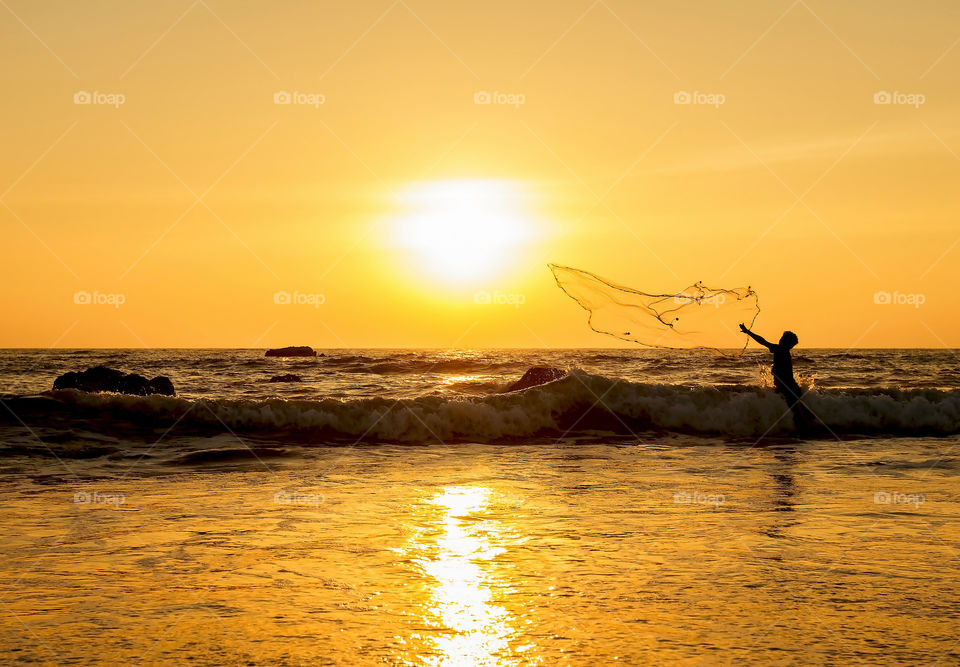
[505,367,568,392]
[53,366,176,396]
[116,373,152,396]
[54,366,124,393]
[265,346,317,358]
[268,374,302,383]
[148,376,176,396]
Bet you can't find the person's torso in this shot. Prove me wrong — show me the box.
[772,348,793,380]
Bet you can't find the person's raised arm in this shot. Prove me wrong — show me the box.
[739,323,775,350]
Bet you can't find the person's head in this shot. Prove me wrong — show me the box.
[779,331,799,349]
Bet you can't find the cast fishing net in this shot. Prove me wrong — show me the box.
[550,263,759,352]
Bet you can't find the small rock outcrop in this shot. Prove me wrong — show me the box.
[268,374,303,383]
[504,367,568,392]
[265,346,317,358]
[53,366,176,396]
[147,376,176,395]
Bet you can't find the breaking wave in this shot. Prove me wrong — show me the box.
[4,370,960,443]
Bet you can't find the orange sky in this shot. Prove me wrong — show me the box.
[1,0,958,348]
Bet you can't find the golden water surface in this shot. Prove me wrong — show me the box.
[1,440,958,665]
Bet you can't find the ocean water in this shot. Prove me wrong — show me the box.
[1,349,958,664]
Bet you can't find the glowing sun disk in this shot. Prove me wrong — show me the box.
[391,180,535,283]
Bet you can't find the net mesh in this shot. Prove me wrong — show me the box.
[550,263,760,352]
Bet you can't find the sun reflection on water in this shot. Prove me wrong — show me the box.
[439,374,480,385]
[412,486,519,666]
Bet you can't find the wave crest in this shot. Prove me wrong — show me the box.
[7,370,960,442]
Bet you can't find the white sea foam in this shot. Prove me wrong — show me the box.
[36,370,960,441]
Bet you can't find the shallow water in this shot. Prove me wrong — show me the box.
[2,441,958,664]
[1,349,958,664]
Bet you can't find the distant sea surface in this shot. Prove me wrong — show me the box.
[1,349,958,664]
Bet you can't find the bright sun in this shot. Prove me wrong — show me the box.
[391,180,535,284]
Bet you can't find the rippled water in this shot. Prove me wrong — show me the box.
[2,348,958,400]
[1,349,958,664]
[2,442,958,664]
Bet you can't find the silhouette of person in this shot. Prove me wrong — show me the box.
[740,324,813,429]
